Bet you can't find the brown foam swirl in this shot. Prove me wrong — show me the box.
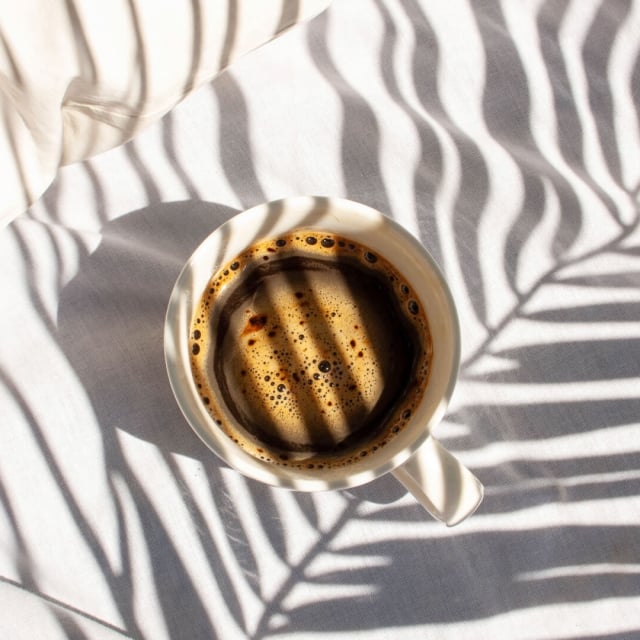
[189,231,432,469]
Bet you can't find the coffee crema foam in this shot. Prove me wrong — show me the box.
[189,231,432,470]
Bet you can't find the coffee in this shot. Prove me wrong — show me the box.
[189,231,432,469]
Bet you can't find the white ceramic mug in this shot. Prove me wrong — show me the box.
[164,196,483,525]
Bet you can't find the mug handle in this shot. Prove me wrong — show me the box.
[392,436,484,526]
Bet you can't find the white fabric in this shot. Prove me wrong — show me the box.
[0,0,331,226]
[1,0,640,638]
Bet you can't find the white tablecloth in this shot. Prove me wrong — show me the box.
[1,1,639,638]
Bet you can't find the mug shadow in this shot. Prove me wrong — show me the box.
[56,199,238,461]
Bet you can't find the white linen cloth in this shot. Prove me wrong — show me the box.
[0,0,330,226]
[1,0,639,638]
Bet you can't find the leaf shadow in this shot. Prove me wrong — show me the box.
[449,397,640,449]
[274,525,640,629]
[528,301,640,322]
[32,1,640,637]
[54,199,243,636]
[472,339,640,383]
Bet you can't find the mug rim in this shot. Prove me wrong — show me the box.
[164,196,460,491]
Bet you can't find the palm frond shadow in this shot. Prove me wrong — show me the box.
[401,0,492,323]
[17,0,639,637]
[259,0,638,634]
[580,0,634,188]
[472,339,640,383]
[246,1,638,634]
[305,10,393,220]
[474,1,584,282]
[272,525,640,630]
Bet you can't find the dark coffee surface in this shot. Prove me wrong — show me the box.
[215,255,418,453]
[190,231,432,468]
